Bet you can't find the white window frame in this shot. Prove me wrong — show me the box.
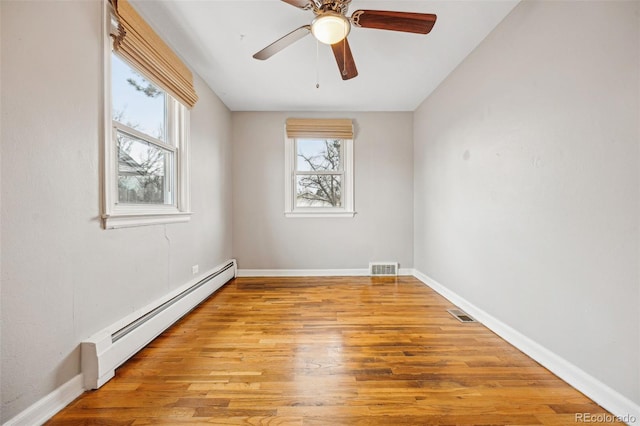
[101,2,191,229]
[284,135,355,218]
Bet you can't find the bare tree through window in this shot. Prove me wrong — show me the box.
[296,139,343,207]
[117,133,171,204]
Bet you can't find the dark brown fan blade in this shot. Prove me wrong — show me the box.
[351,10,437,34]
[253,25,311,60]
[331,38,358,80]
[281,0,313,10]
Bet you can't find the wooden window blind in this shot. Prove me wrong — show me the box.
[286,118,354,139]
[110,0,198,108]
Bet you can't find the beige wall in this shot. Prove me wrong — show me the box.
[414,0,640,404]
[0,0,233,421]
[232,112,414,270]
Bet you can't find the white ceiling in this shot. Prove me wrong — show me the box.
[132,0,519,112]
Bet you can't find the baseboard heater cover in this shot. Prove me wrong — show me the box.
[81,260,236,390]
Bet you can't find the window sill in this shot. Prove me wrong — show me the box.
[102,211,192,229]
[284,211,356,218]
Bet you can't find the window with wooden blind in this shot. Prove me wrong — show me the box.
[284,119,355,218]
[102,0,196,229]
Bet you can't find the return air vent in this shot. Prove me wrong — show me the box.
[369,262,398,276]
[447,308,477,323]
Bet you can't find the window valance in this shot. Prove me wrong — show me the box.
[285,118,353,140]
[110,0,198,108]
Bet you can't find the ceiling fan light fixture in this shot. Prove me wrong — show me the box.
[311,12,350,45]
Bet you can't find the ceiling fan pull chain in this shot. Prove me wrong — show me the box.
[316,39,320,88]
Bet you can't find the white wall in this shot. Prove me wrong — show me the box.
[0,0,233,421]
[232,112,413,271]
[414,0,639,406]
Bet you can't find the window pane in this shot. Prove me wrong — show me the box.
[117,131,173,205]
[112,53,166,141]
[296,174,342,207]
[296,139,341,172]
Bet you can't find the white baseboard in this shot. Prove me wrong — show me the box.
[413,269,640,425]
[237,268,414,277]
[3,374,84,426]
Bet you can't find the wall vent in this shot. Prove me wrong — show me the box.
[369,262,399,276]
[447,308,477,323]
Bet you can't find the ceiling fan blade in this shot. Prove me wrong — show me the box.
[281,0,313,10]
[351,10,437,34]
[253,25,311,60]
[331,38,358,80]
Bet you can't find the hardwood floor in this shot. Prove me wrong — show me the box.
[48,276,616,425]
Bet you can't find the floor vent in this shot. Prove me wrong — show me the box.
[447,308,477,323]
[369,262,399,276]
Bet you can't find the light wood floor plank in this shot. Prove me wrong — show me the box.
[47,276,618,425]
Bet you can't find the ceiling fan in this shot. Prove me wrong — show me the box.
[252,0,437,81]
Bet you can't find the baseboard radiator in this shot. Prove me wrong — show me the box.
[81,260,236,390]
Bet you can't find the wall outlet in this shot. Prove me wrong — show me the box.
[191,264,199,275]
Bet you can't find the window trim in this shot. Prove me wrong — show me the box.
[101,0,191,229]
[284,135,355,218]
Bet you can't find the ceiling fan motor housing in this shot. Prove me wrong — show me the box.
[314,0,352,16]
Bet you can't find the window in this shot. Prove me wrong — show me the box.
[284,119,355,218]
[102,0,196,228]
[112,54,178,207]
